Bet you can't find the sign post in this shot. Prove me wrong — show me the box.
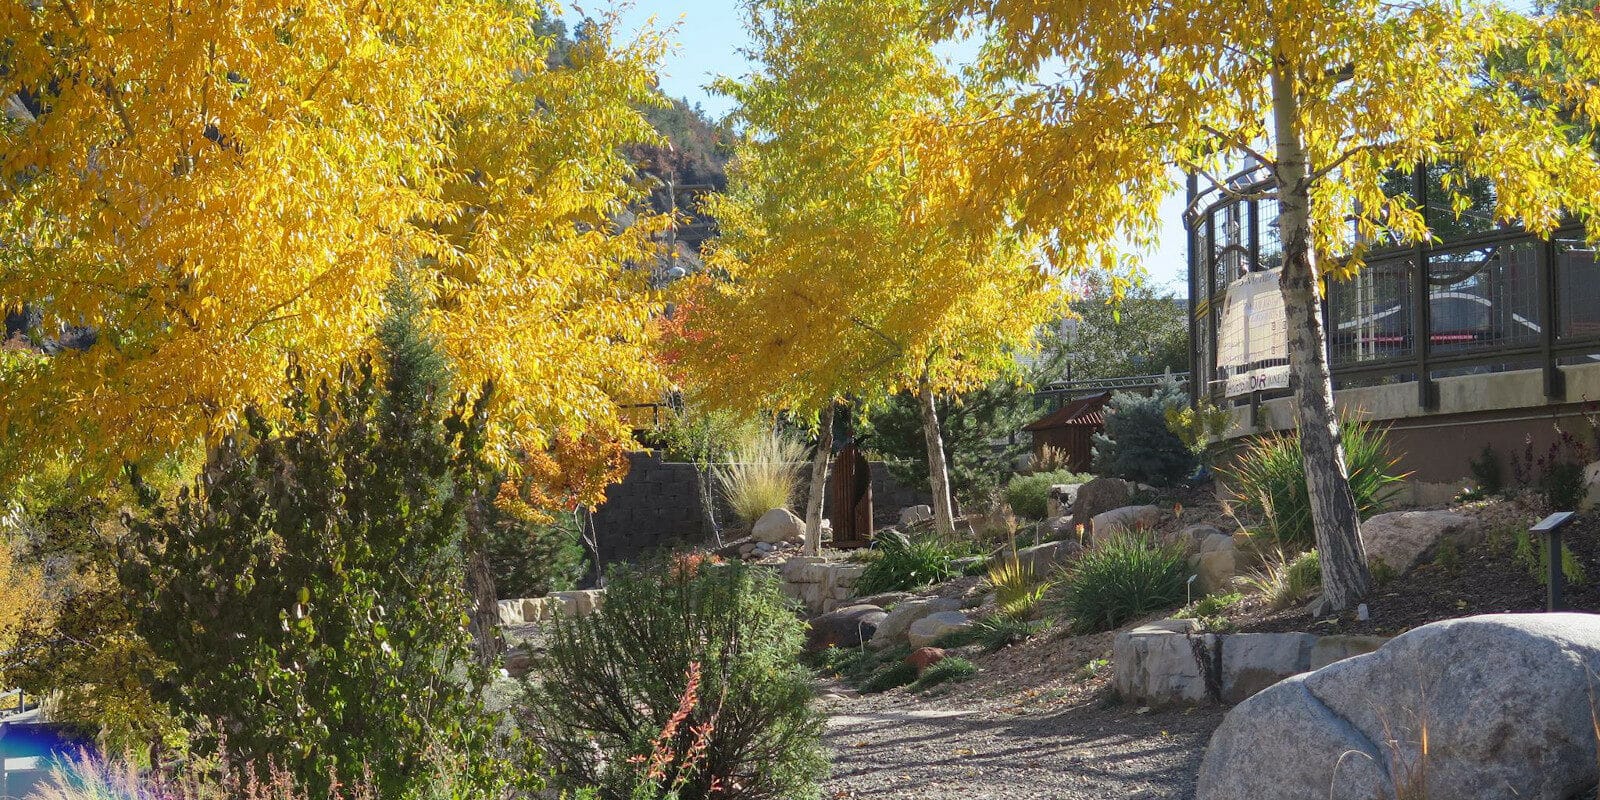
[1531,512,1577,612]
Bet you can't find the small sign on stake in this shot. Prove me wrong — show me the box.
[1531,511,1578,612]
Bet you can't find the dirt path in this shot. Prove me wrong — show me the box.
[819,681,1225,799]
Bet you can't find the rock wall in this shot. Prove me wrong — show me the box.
[591,453,932,568]
[778,557,867,614]
[1113,618,1389,706]
[497,589,606,625]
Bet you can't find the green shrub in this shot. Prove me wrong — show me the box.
[1059,532,1186,633]
[1091,376,1196,486]
[1469,444,1504,496]
[489,510,588,597]
[860,660,919,694]
[523,558,825,800]
[854,531,965,595]
[911,657,977,691]
[1222,420,1407,549]
[1004,469,1093,519]
[713,429,808,525]
[121,294,513,800]
[972,615,1048,652]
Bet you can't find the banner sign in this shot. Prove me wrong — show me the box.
[1217,268,1291,397]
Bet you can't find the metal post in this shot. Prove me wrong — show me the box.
[1532,512,1577,612]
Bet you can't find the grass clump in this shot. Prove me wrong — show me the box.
[1003,469,1092,519]
[1241,548,1322,609]
[860,660,919,694]
[713,428,808,525]
[1059,531,1186,633]
[987,552,1054,620]
[854,531,968,595]
[1222,419,1406,549]
[911,657,977,692]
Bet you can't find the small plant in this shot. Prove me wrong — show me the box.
[987,540,1055,620]
[1241,548,1321,610]
[976,615,1049,651]
[1223,420,1407,549]
[1434,539,1461,573]
[1165,399,1233,467]
[1075,657,1110,681]
[1515,529,1588,587]
[910,657,977,691]
[712,428,808,526]
[1175,592,1244,620]
[1468,444,1504,496]
[1034,444,1070,473]
[1003,469,1093,519]
[1510,424,1596,511]
[854,531,965,595]
[1058,531,1187,633]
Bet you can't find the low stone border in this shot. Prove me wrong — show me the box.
[1114,618,1388,706]
[496,589,605,626]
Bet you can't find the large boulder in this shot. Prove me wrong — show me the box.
[1073,477,1131,535]
[805,604,886,653]
[752,508,805,544]
[869,597,962,649]
[1197,613,1600,800]
[1091,504,1163,537]
[907,610,972,649]
[996,539,1082,577]
[1190,542,1238,597]
[1360,510,1478,576]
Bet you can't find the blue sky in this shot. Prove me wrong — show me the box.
[593,0,1191,294]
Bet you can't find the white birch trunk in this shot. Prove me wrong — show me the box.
[1270,60,1372,612]
[918,376,957,539]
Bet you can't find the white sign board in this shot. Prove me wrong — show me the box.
[1217,268,1290,397]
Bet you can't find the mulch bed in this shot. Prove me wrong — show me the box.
[1230,500,1600,637]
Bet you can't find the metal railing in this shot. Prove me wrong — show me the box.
[1186,168,1600,410]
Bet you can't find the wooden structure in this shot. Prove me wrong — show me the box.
[1021,392,1112,473]
[827,444,873,548]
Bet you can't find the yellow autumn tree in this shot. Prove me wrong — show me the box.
[0,1,668,487]
[674,0,1070,544]
[941,0,1600,609]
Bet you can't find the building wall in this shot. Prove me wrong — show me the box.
[591,452,933,567]
[1214,361,1600,503]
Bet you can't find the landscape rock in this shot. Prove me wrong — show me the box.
[907,610,972,649]
[899,505,933,527]
[1360,509,1478,576]
[1197,613,1600,800]
[1073,477,1131,535]
[1216,632,1317,703]
[1199,532,1235,554]
[1113,618,1210,705]
[998,539,1081,576]
[805,604,886,653]
[871,597,963,649]
[1584,460,1600,510]
[951,556,984,575]
[1091,504,1163,537]
[1046,515,1078,539]
[1047,483,1084,519]
[1190,547,1237,597]
[1178,524,1225,552]
[907,647,948,675]
[752,508,805,544]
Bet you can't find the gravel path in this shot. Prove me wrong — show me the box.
[820,682,1225,799]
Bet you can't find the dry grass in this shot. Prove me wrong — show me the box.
[713,428,808,525]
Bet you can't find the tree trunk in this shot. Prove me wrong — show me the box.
[1270,60,1372,612]
[917,375,957,539]
[463,496,504,666]
[803,403,835,556]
